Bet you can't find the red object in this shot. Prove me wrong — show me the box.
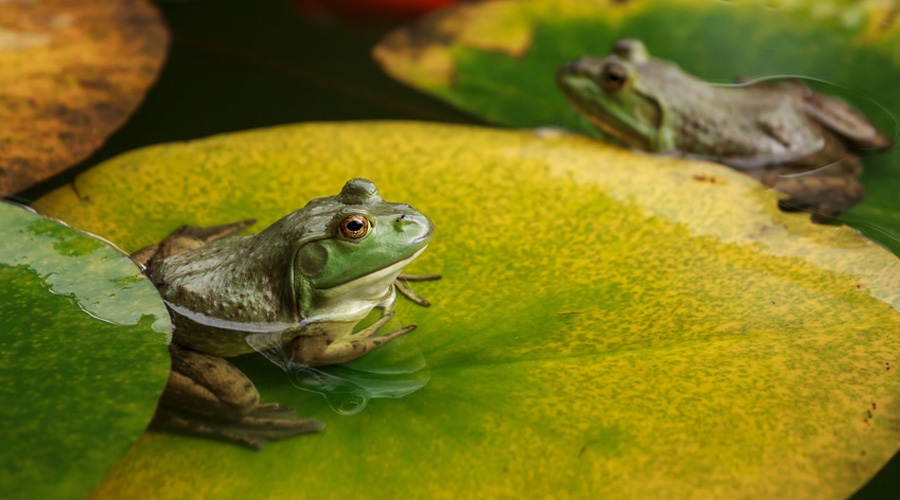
[293,0,459,24]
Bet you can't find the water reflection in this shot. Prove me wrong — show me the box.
[0,201,170,335]
[245,326,429,415]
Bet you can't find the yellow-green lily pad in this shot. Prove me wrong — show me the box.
[0,202,171,500]
[0,0,169,196]
[373,0,900,254]
[35,122,900,499]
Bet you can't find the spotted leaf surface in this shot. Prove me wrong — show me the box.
[0,202,171,500]
[35,122,900,499]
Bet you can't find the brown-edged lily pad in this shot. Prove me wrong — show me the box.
[33,122,900,499]
[0,0,169,196]
[373,0,900,254]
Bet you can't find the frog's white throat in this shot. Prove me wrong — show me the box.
[305,247,426,324]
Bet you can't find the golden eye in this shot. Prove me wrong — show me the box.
[339,214,369,239]
[601,63,628,92]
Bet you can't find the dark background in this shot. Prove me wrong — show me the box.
[18,0,477,202]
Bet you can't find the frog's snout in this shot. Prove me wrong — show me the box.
[395,213,433,244]
[559,58,601,80]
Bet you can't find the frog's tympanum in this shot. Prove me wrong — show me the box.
[131,179,439,449]
[557,38,893,221]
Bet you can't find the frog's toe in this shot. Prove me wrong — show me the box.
[778,198,840,223]
[252,402,296,415]
[777,197,814,213]
[394,279,431,307]
[397,272,442,281]
[394,272,441,307]
[151,405,324,450]
[774,173,863,223]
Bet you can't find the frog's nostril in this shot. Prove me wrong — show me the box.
[396,215,408,223]
[567,59,588,75]
[564,58,602,79]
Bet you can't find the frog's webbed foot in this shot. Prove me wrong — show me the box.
[394,273,441,308]
[772,168,864,224]
[130,219,256,269]
[152,403,324,450]
[290,311,416,367]
[744,157,865,223]
[150,345,323,450]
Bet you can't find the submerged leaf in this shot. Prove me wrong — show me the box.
[0,202,171,500]
[0,0,169,196]
[373,0,900,254]
[34,122,900,498]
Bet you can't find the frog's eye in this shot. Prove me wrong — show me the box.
[339,214,369,239]
[601,63,628,92]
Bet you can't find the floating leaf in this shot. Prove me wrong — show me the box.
[373,0,900,254]
[0,202,171,500]
[33,122,900,498]
[0,0,169,196]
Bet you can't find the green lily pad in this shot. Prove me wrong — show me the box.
[0,202,171,500]
[33,122,900,498]
[373,0,900,255]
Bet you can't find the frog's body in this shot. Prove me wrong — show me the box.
[557,39,893,221]
[132,179,438,448]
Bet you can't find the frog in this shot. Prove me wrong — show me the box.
[129,178,439,449]
[556,38,893,222]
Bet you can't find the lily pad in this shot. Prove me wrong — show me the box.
[0,0,169,196]
[0,202,171,500]
[33,122,900,498]
[373,0,900,254]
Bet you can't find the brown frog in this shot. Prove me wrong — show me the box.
[557,38,893,221]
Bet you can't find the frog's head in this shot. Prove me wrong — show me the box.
[556,38,677,152]
[280,179,433,322]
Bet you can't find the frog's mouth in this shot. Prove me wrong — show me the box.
[342,246,426,290]
[557,72,662,151]
[306,247,427,325]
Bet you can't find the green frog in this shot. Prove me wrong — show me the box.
[556,38,893,221]
[130,179,439,449]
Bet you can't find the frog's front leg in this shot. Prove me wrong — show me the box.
[394,273,441,307]
[150,345,324,450]
[290,312,415,366]
[397,272,441,282]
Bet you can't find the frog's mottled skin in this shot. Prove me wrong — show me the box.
[131,179,438,448]
[557,38,893,221]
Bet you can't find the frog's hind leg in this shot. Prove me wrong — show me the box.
[150,345,323,450]
[130,219,256,268]
[803,89,893,150]
[770,162,865,223]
